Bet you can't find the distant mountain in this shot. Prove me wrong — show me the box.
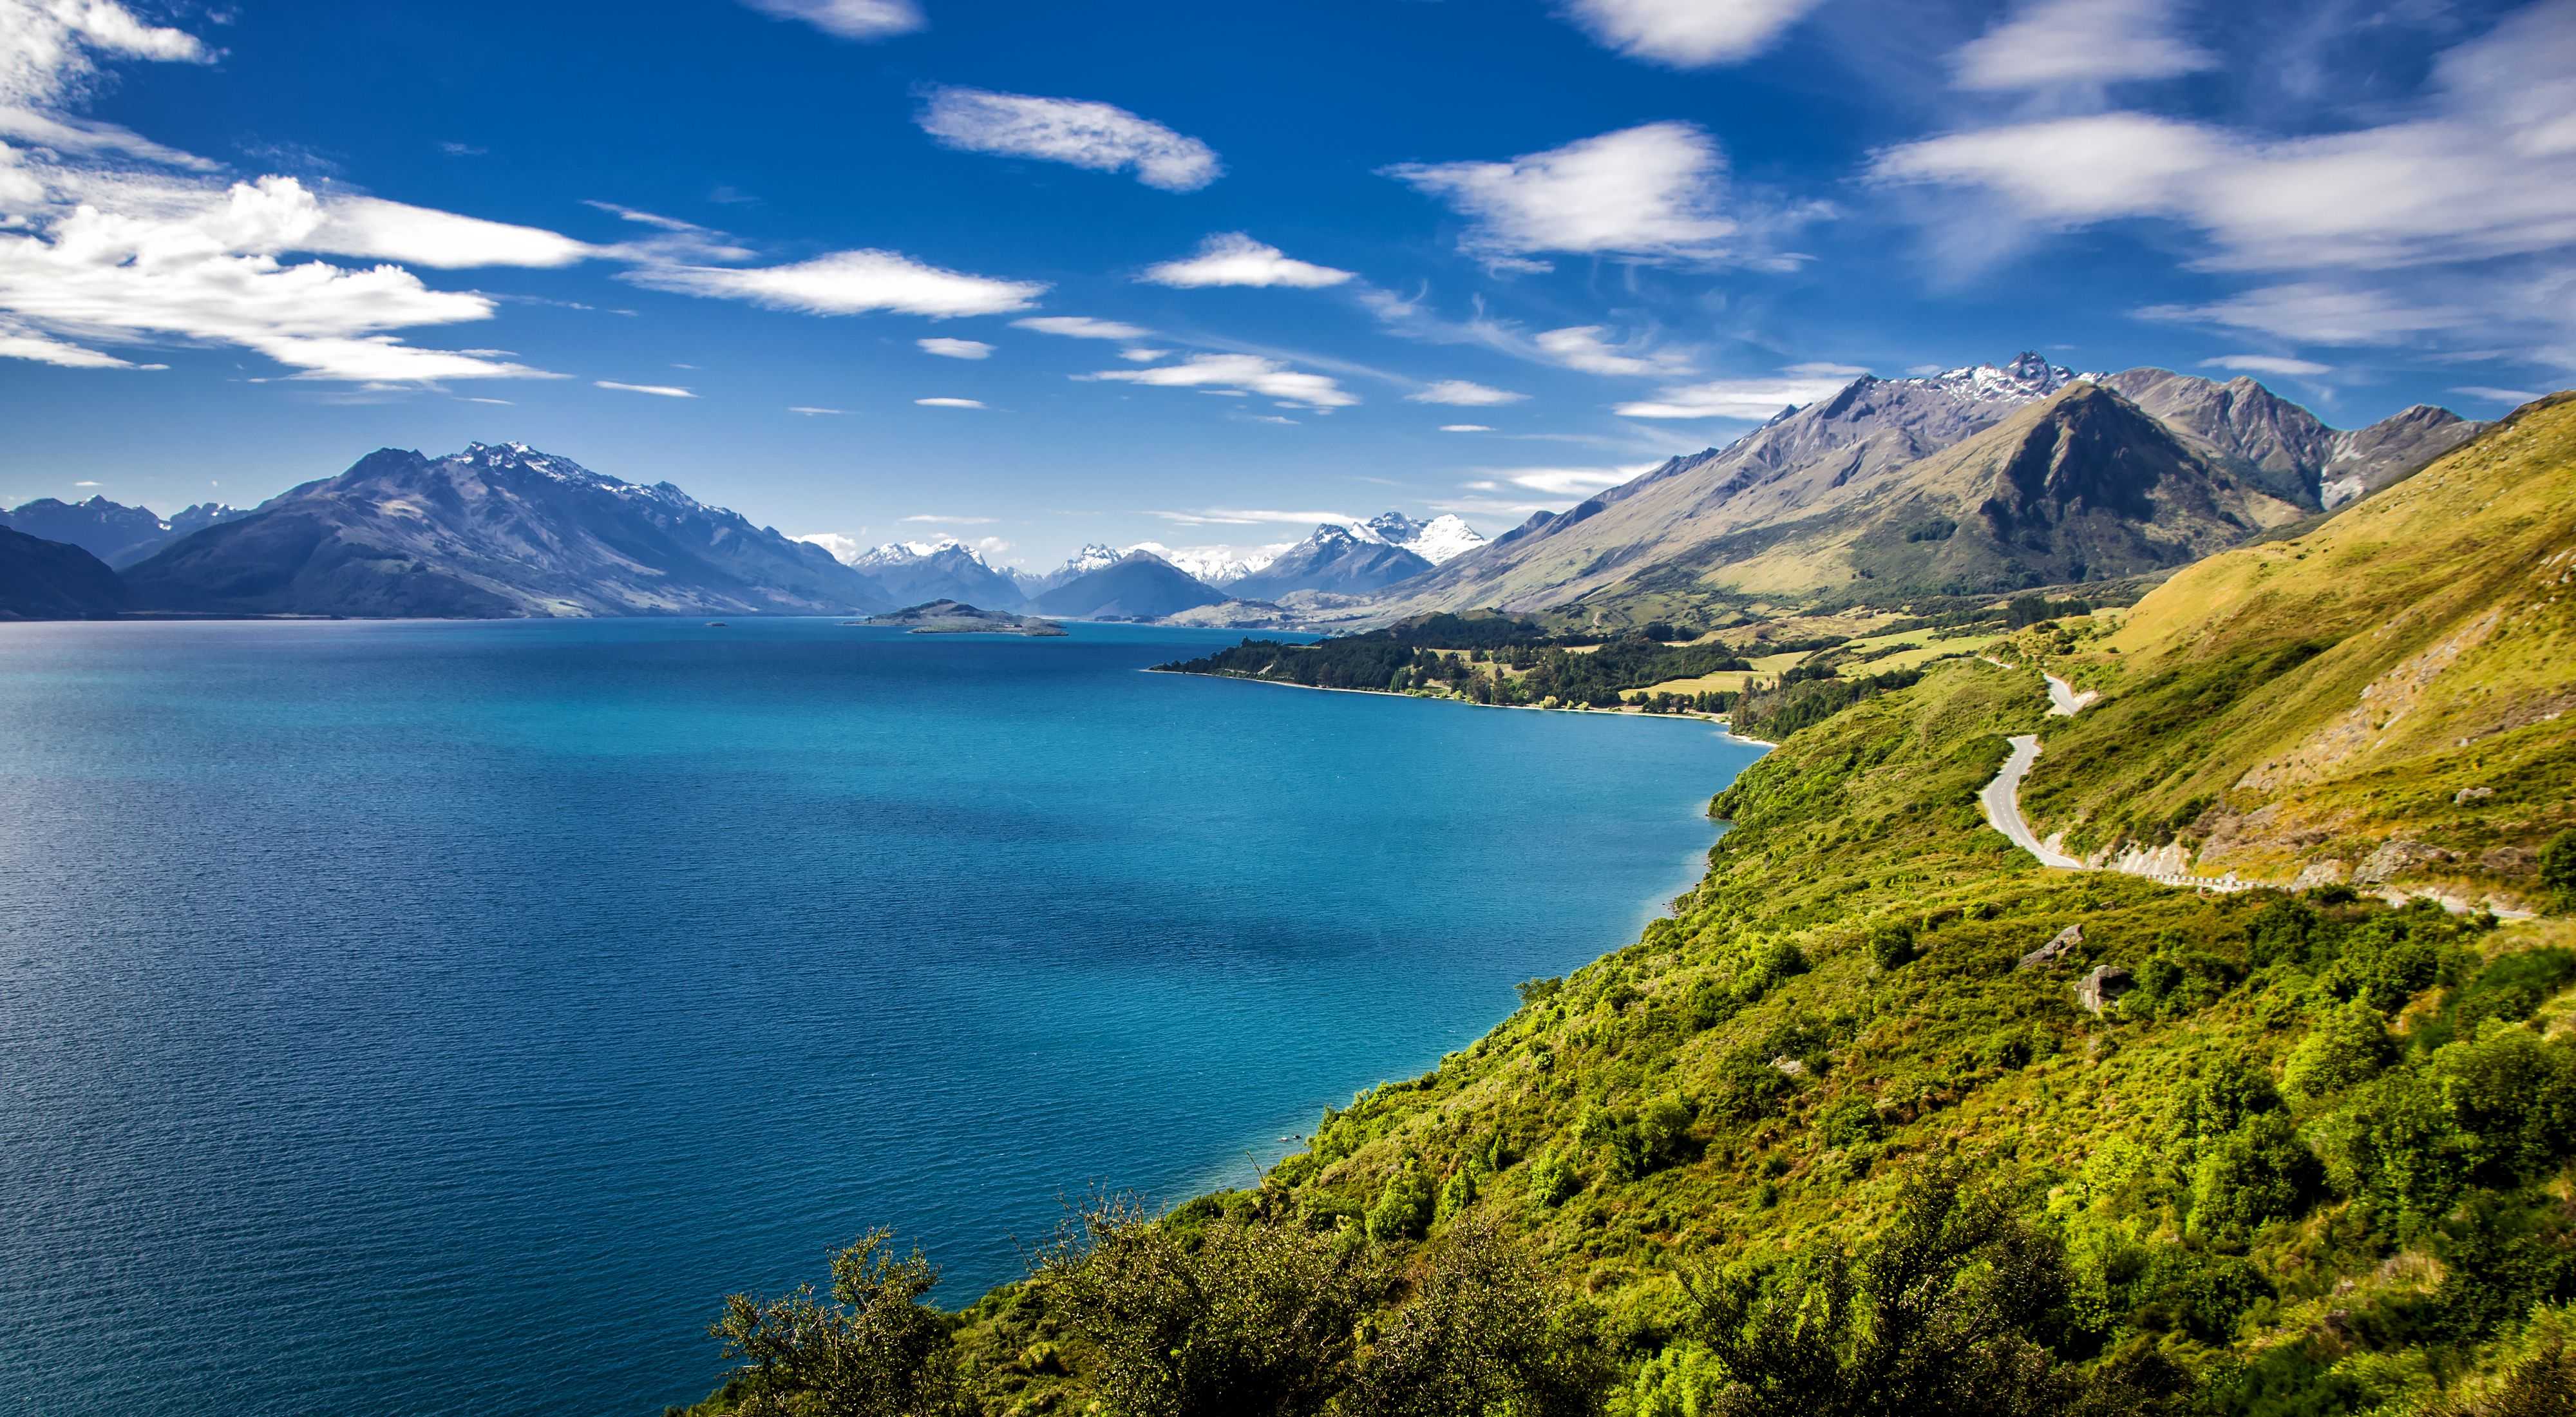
[123,442,891,618]
[1229,522,1435,600]
[1376,352,2097,615]
[1372,354,2471,619]
[1016,542,1124,596]
[2100,370,2481,509]
[1126,541,1283,585]
[0,526,126,619]
[1365,511,1487,566]
[1027,551,1226,620]
[838,538,1028,609]
[1,496,250,567]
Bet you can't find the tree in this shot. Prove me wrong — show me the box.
[1035,1200,1380,1417]
[1678,1171,2155,1417]
[1334,1219,1610,1417]
[710,1230,967,1417]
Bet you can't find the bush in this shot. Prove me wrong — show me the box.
[2283,1002,2398,1104]
[2542,830,2576,913]
[1525,1152,1579,1208]
[709,1230,969,1417]
[2191,1113,2324,1237]
[1368,1163,1438,1243]
[1868,923,1917,971]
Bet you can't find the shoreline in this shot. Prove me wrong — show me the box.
[1146,666,1780,748]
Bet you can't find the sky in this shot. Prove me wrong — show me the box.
[1,0,2571,570]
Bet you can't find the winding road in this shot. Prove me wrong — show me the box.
[1979,734,2087,869]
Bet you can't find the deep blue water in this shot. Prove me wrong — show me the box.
[0,618,1761,1417]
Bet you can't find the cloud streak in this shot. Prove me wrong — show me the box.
[1140,233,1353,289]
[918,87,1220,192]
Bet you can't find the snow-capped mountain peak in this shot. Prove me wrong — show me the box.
[1363,510,1487,566]
[1907,352,2090,404]
[849,537,987,570]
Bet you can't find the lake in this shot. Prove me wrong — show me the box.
[0,618,1763,1416]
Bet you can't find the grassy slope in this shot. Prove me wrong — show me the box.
[2016,394,2576,907]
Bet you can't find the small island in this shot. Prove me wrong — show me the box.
[861,600,1067,636]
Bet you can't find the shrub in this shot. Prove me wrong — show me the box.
[2191,1113,2324,1237]
[710,1230,969,1417]
[1525,1152,1579,1208]
[2542,830,2576,913]
[2283,1002,2398,1104]
[1368,1163,1439,1243]
[1868,923,1917,971]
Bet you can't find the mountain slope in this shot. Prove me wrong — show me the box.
[1028,551,1225,620]
[1229,522,1434,600]
[2101,369,2481,509]
[0,527,126,619]
[2019,391,2576,906]
[1378,354,2091,616]
[122,442,889,618]
[842,539,1027,609]
[1376,358,2472,623]
[1,496,249,568]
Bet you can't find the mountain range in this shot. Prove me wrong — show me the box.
[120,442,891,618]
[1375,355,2478,621]
[1,495,249,567]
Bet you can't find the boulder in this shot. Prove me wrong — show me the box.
[2077,965,2132,1015]
[2018,924,2083,971]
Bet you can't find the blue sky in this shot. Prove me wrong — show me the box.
[1,0,2570,569]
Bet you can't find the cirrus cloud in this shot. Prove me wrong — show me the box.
[1013,315,1152,340]
[918,337,993,359]
[735,0,922,40]
[1078,352,1357,409]
[918,86,1220,193]
[1614,366,1862,420]
[625,250,1046,318]
[1952,0,2217,91]
[1406,379,1527,406]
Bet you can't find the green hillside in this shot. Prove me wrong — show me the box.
[2016,393,2576,910]
[677,404,2576,1417]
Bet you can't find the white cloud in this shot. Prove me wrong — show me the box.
[597,380,695,397]
[1558,0,1825,67]
[797,532,867,563]
[2137,283,2474,345]
[2448,385,2541,404]
[787,405,844,415]
[1439,424,1493,433]
[626,250,1046,317]
[1244,414,1298,426]
[0,179,564,381]
[735,0,923,40]
[1614,367,1861,419]
[1384,122,1749,268]
[918,86,1220,192]
[1877,3,2576,275]
[73,479,98,486]
[1147,508,1361,528]
[1406,379,1527,406]
[1,0,210,111]
[579,202,754,263]
[918,336,993,359]
[2199,354,2332,376]
[1535,325,1695,377]
[1482,465,1647,497]
[314,196,594,269]
[1118,347,1170,361]
[915,396,985,408]
[1953,0,2217,91]
[1013,315,1151,340]
[1079,352,1358,409]
[0,316,144,367]
[1140,233,1353,289]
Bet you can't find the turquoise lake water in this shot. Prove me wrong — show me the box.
[0,618,1763,1416]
